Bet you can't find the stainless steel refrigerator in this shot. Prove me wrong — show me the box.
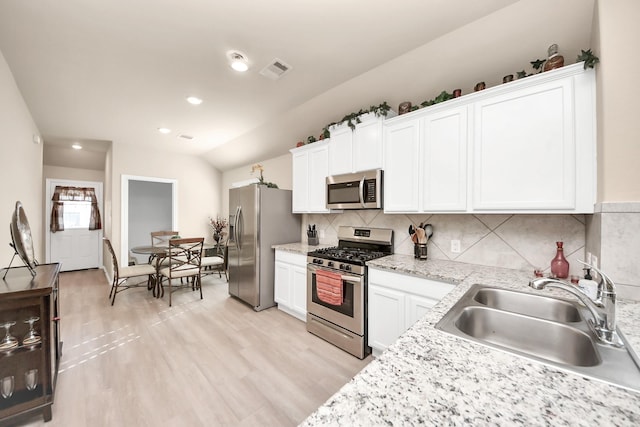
[228,184,301,311]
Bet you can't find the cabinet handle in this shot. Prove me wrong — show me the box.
[52,317,60,322]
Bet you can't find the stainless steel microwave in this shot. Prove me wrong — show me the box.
[326,169,383,210]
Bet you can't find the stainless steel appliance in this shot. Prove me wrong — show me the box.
[307,226,393,358]
[326,169,383,210]
[228,184,301,311]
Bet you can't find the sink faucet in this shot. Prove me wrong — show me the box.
[529,261,623,347]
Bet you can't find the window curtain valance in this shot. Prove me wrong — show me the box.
[50,186,102,232]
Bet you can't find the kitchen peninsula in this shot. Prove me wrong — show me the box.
[301,255,640,426]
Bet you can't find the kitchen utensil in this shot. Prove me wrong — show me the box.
[415,227,426,244]
[423,224,433,240]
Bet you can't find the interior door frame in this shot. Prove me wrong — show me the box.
[45,178,104,265]
[121,175,178,262]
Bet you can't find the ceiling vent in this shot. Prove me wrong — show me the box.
[259,58,292,80]
[178,134,194,141]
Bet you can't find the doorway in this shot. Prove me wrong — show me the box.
[120,175,178,263]
[45,179,103,272]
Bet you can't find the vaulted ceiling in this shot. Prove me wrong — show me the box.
[0,0,595,172]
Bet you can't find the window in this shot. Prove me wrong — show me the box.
[50,186,102,233]
[61,201,92,229]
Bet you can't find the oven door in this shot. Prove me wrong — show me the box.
[306,263,364,335]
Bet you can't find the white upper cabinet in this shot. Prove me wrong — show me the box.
[329,112,394,175]
[383,63,596,214]
[328,126,353,175]
[422,106,468,211]
[290,140,330,213]
[383,117,421,212]
[473,78,575,211]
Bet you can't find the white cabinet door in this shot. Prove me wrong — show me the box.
[368,284,405,352]
[383,118,421,212]
[406,294,438,328]
[291,150,309,213]
[274,261,291,305]
[308,144,330,212]
[473,78,575,210]
[353,117,384,172]
[422,107,468,211]
[328,126,353,175]
[291,264,307,317]
[290,141,329,213]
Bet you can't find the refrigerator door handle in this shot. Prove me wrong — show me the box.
[235,206,242,250]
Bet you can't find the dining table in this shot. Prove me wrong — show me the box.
[130,242,215,298]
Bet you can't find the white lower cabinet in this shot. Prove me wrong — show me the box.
[274,250,307,321]
[368,268,455,357]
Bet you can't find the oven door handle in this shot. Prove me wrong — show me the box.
[308,265,361,283]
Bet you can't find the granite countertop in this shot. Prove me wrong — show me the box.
[272,242,333,254]
[301,254,640,426]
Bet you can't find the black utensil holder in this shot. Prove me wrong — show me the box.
[414,243,428,260]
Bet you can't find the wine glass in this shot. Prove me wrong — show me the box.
[23,316,41,347]
[0,321,18,352]
[25,369,38,391]
[1,376,14,399]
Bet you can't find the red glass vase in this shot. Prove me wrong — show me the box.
[550,241,569,279]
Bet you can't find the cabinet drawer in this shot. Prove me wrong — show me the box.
[369,268,455,300]
[275,250,306,266]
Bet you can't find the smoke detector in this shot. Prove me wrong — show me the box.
[259,58,292,80]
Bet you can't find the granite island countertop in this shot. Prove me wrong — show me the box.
[301,254,640,426]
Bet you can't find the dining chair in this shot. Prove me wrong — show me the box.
[151,230,180,247]
[158,237,204,306]
[201,240,227,281]
[104,238,156,306]
[150,230,179,266]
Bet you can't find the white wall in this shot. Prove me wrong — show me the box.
[221,153,291,220]
[594,0,640,202]
[0,50,43,266]
[44,165,105,183]
[109,142,222,261]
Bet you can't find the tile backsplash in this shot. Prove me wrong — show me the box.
[302,212,586,277]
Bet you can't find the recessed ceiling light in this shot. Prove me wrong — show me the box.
[186,96,203,105]
[227,51,249,72]
[158,127,171,134]
[71,143,82,150]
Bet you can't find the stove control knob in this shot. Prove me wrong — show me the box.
[313,259,321,264]
[327,261,334,268]
[343,264,351,272]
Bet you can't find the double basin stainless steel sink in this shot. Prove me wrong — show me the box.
[435,284,640,392]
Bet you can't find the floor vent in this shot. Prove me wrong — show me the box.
[260,58,292,80]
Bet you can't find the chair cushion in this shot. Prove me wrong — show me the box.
[120,263,156,278]
[201,256,224,267]
[160,264,200,279]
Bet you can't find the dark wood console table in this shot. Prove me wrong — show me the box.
[0,263,61,425]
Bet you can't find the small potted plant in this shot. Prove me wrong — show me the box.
[209,216,228,244]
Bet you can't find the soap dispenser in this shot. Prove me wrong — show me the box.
[550,241,569,279]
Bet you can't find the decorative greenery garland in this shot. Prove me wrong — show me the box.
[296,48,599,146]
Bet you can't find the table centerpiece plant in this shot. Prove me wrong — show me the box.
[209,216,228,244]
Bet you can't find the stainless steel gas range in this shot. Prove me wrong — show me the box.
[306,226,393,359]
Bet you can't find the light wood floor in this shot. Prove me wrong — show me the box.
[17,269,371,426]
